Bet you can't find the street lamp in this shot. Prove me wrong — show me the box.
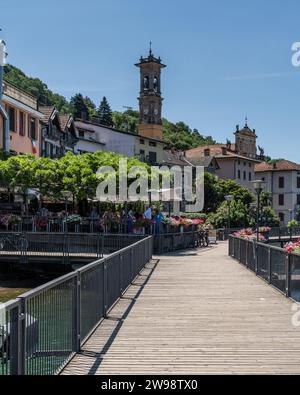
[61,191,72,233]
[225,195,233,231]
[252,180,266,242]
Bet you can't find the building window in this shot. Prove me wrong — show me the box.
[249,172,252,181]
[278,194,284,206]
[297,194,300,205]
[29,117,37,140]
[204,149,210,157]
[19,112,25,136]
[262,177,265,181]
[149,141,157,147]
[148,151,157,165]
[249,163,252,168]
[8,107,16,132]
[140,139,145,145]
[238,160,240,165]
[140,150,145,156]
[279,176,285,189]
[243,171,246,180]
[238,170,241,179]
[297,177,300,189]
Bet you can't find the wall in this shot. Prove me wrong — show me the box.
[75,121,136,158]
[256,170,300,225]
[3,99,41,157]
[135,136,164,165]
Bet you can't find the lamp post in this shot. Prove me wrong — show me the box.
[252,180,266,242]
[61,191,72,233]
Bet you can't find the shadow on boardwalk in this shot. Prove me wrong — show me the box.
[62,242,300,375]
[63,260,158,375]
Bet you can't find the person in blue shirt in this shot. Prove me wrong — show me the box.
[154,208,164,235]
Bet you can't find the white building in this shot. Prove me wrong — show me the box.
[255,160,300,225]
[74,120,136,157]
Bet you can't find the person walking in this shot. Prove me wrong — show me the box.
[154,208,164,235]
[144,205,152,235]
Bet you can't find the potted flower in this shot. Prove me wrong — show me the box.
[34,216,49,231]
[284,239,300,254]
[234,228,266,242]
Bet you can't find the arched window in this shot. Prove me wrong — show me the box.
[153,77,158,92]
[143,77,149,91]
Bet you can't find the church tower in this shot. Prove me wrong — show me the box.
[135,44,166,140]
[234,118,257,159]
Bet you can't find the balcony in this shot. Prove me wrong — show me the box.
[43,126,62,141]
[61,133,78,148]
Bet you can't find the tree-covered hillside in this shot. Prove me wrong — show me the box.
[4,64,73,113]
[112,111,215,150]
[4,64,215,150]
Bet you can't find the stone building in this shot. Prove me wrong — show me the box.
[185,120,262,190]
[255,160,300,225]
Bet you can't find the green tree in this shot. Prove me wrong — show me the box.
[84,96,97,119]
[203,173,223,213]
[4,64,73,113]
[97,97,113,127]
[70,93,89,120]
[112,110,139,133]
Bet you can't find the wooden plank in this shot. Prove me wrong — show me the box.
[61,242,300,375]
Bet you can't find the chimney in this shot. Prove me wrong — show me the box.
[204,148,211,157]
[221,147,227,156]
[273,163,277,170]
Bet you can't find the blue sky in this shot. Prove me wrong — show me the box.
[1,0,300,161]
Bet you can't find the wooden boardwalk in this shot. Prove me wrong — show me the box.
[62,242,300,375]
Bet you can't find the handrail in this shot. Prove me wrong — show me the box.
[229,235,300,303]
[0,236,153,376]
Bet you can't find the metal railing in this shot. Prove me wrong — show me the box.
[0,236,153,375]
[229,236,300,302]
[0,231,202,262]
[153,232,198,254]
[1,216,198,235]
[0,232,146,265]
[220,226,300,241]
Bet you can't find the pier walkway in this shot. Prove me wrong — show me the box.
[62,242,300,375]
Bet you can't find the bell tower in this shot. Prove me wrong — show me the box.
[135,44,166,140]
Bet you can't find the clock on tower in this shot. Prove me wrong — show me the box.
[135,44,166,141]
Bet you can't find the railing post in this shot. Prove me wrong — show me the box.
[120,253,123,295]
[18,298,26,376]
[130,248,134,281]
[286,254,291,298]
[254,241,258,275]
[10,302,22,375]
[103,260,108,318]
[268,247,272,284]
[73,272,81,353]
